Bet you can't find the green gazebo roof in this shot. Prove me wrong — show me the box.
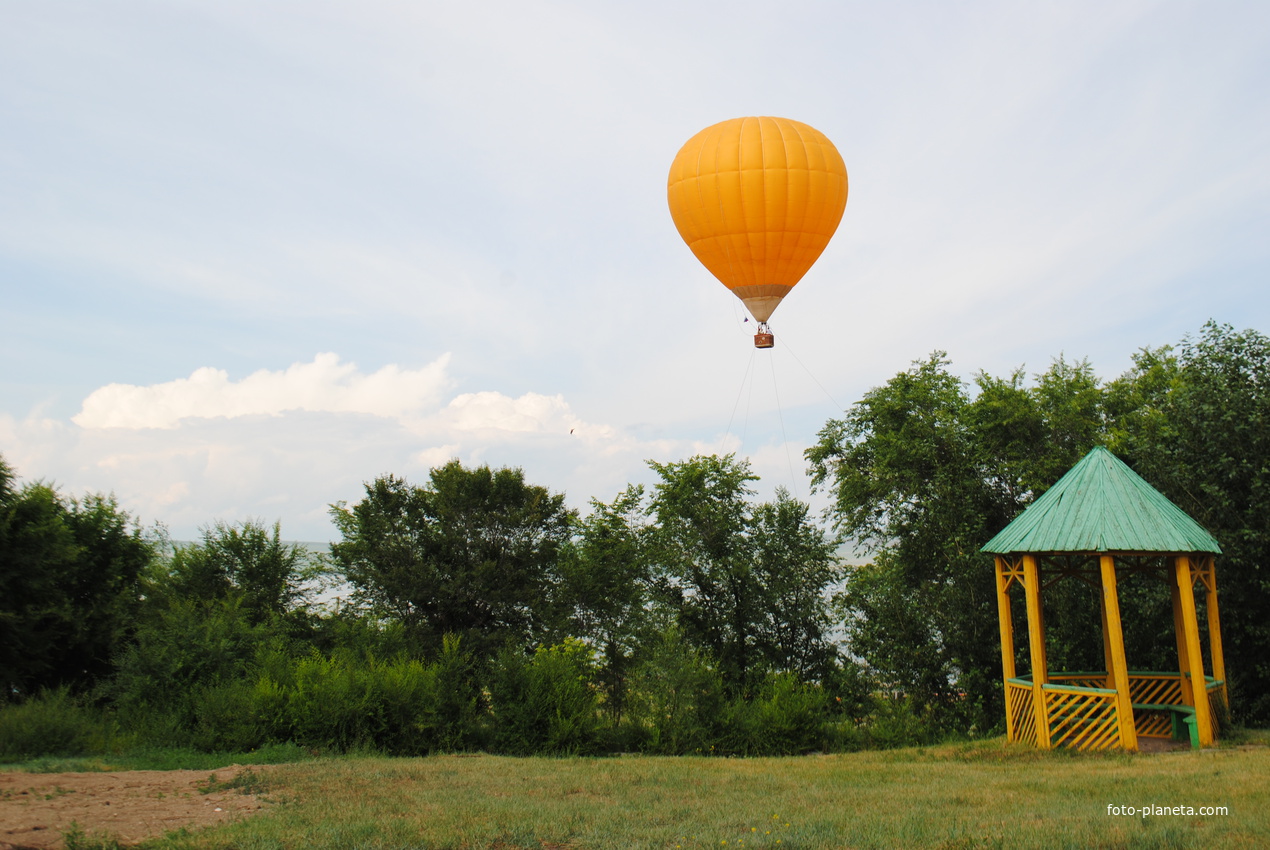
[981,446,1221,555]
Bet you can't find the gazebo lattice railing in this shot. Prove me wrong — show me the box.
[1005,671,1226,750]
[983,448,1227,752]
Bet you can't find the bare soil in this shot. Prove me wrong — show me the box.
[0,766,272,849]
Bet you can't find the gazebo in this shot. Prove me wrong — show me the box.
[982,447,1226,751]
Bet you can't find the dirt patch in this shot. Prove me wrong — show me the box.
[0,766,273,849]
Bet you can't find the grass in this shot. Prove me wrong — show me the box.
[127,734,1270,849]
[198,766,270,796]
[1,742,314,773]
[62,821,127,850]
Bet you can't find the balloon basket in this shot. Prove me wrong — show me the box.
[754,328,774,349]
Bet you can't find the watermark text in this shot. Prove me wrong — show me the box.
[1107,804,1227,818]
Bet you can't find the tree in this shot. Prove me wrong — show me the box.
[645,455,760,692]
[749,488,843,679]
[1111,322,1270,722]
[807,355,1002,721]
[645,455,842,692]
[0,458,152,701]
[329,460,574,659]
[557,484,652,718]
[163,519,310,624]
[809,329,1270,730]
[806,353,1118,728]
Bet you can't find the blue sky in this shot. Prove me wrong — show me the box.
[2,1,1267,540]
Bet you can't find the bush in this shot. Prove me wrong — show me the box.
[190,679,268,753]
[722,672,831,755]
[251,648,479,755]
[107,597,267,720]
[865,695,938,749]
[421,634,483,751]
[0,689,115,760]
[626,628,724,755]
[312,615,414,665]
[276,653,386,751]
[488,638,601,755]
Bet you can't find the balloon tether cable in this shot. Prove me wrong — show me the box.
[768,351,799,498]
[722,349,757,456]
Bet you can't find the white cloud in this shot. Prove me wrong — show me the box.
[414,444,461,469]
[436,391,579,434]
[73,353,453,429]
[4,353,705,539]
[426,391,625,444]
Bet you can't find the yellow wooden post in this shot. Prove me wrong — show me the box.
[1202,556,1228,708]
[1099,555,1137,751]
[995,557,1017,740]
[1170,577,1195,707]
[1023,554,1050,748]
[1099,590,1115,690]
[1175,556,1214,746]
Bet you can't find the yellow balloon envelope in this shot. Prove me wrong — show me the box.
[667,116,848,343]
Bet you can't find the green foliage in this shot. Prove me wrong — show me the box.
[862,696,937,749]
[807,352,1144,728]
[5,321,1266,754]
[647,454,758,692]
[1112,322,1270,722]
[175,635,486,757]
[488,638,601,755]
[836,553,951,707]
[749,489,845,680]
[199,766,269,795]
[558,484,651,721]
[9,742,313,772]
[646,455,843,692]
[809,324,1270,730]
[330,461,574,659]
[189,679,269,753]
[265,652,439,754]
[61,823,125,850]
[626,627,725,754]
[425,634,484,751]
[104,520,321,746]
[311,614,414,664]
[0,466,152,701]
[721,672,831,755]
[807,354,1014,723]
[163,519,311,623]
[0,688,116,760]
[106,596,271,723]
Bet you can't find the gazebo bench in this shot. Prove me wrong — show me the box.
[1133,703,1198,749]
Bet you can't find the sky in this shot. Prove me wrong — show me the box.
[2,1,1267,541]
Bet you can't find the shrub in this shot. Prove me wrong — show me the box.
[723,672,831,755]
[865,695,937,749]
[282,652,375,751]
[0,688,114,760]
[488,638,601,755]
[190,679,268,753]
[421,634,483,751]
[107,597,266,721]
[251,650,457,755]
[363,656,436,754]
[626,628,724,755]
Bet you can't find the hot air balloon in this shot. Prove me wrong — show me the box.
[667,116,848,348]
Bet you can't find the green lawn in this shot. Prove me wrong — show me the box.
[132,735,1270,850]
